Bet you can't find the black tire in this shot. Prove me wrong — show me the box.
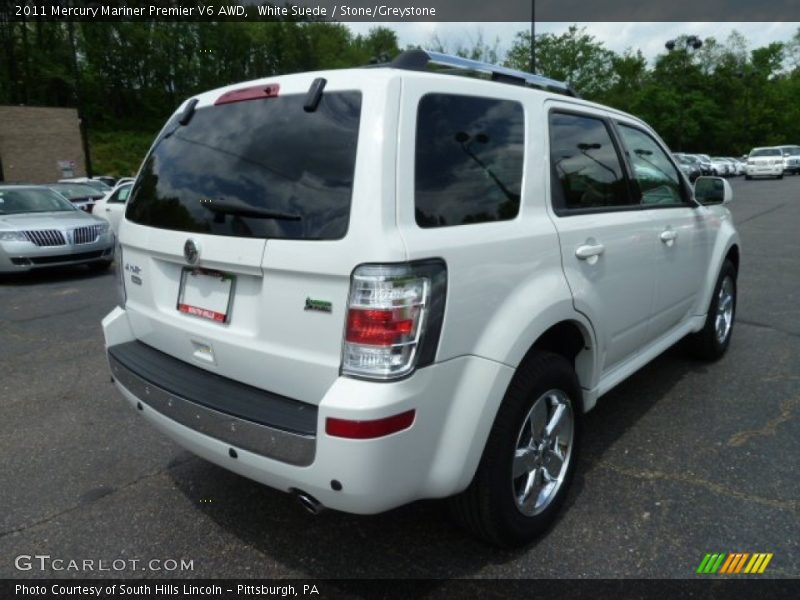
[745,175,751,180]
[88,260,113,272]
[777,174,784,180]
[449,351,582,547]
[684,259,737,361]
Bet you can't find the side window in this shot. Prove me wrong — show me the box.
[616,124,686,206]
[109,186,131,204]
[415,94,523,228]
[549,112,633,211]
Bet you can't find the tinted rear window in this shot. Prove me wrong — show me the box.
[127,91,361,240]
[415,94,524,228]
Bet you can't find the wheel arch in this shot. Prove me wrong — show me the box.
[695,224,741,325]
[725,243,740,274]
[523,319,596,412]
[431,314,598,499]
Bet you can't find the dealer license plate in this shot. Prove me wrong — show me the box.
[177,268,235,323]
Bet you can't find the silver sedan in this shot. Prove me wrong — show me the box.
[0,185,115,273]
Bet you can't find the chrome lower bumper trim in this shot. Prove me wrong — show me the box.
[109,354,316,466]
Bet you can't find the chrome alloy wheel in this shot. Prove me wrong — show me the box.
[512,389,574,516]
[715,275,735,345]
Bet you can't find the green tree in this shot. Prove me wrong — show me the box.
[597,49,648,114]
[351,26,400,63]
[505,26,615,99]
[425,29,499,63]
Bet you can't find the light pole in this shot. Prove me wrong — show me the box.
[665,35,703,152]
[67,18,93,177]
[530,0,535,72]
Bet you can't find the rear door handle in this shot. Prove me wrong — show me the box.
[575,243,605,260]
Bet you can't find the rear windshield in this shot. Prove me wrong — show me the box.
[127,91,362,240]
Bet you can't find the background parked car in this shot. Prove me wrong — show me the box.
[686,153,714,175]
[58,177,112,194]
[694,154,721,175]
[93,182,132,235]
[775,145,800,175]
[93,175,118,187]
[675,153,712,176]
[710,157,734,176]
[723,157,745,176]
[47,182,107,212]
[0,185,115,273]
[673,154,701,181]
[745,147,784,179]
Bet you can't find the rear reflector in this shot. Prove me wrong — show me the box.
[215,84,280,105]
[325,410,415,439]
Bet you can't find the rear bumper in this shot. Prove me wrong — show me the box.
[103,306,514,514]
[108,342,317,466]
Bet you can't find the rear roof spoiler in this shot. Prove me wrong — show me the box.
[389,49,580,98]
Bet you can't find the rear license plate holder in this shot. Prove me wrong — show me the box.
[177,267,235,323]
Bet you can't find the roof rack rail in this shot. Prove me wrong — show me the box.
[390,49,580,98]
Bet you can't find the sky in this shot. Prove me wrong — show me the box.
[344,22,800,63]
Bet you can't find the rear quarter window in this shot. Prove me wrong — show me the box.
[414,94,524,228]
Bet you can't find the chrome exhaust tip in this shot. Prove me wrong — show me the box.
[292,489,324,515]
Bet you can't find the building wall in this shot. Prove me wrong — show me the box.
[0,106,86,183]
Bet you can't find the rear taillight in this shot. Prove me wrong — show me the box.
[342,260,446,380]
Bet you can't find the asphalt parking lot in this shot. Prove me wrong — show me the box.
[1,177,798,582]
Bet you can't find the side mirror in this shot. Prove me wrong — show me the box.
[694,176,732,206]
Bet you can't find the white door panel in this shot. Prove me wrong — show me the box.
[101,184,132,235]
[545,103,659,377]
[105,202,125,234]
[556,212,657,373]
[647,207,714,337]
[611,121,714,340]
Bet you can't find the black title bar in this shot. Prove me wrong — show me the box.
[5,0,800,22]
[3,578,800,600]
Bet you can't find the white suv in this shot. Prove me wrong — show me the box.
[776,145,800,175]
[103,51,740,547]
[745,147,785,179]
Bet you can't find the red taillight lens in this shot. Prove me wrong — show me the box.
[325,410,416,439]
[346,309,415,346]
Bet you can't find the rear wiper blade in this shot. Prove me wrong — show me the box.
[201,198,302,221]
